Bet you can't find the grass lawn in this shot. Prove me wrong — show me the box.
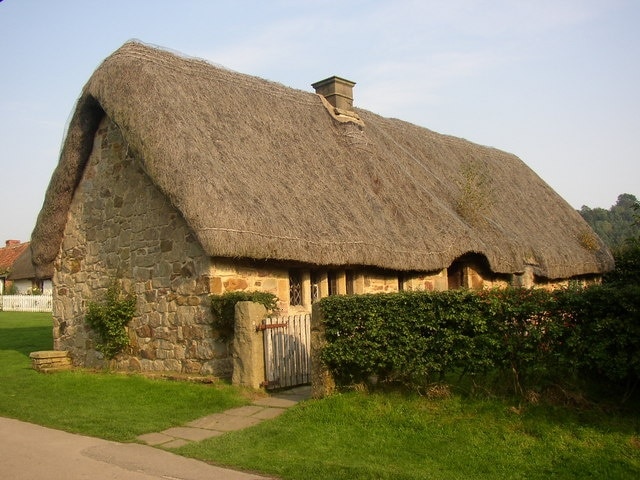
[1,311,639,479]
[0,311,250,441]
[175,390,640,480]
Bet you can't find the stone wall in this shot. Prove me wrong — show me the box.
[54,116,229,375]
[209,258,290,311]
[401,270,448,291]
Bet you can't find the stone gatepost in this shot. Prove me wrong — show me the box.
[310,302,336,398]
[231,301,267,389]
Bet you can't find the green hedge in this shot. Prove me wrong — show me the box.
[319,285,640,397]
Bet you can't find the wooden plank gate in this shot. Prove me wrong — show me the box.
[259,313,311,390]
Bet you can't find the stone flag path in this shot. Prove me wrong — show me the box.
[0,416,273,480]
[137,386,311,449]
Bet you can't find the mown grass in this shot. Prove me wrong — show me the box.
[2,311,639,479]
[0,311,249,441]
[177,390,640,479]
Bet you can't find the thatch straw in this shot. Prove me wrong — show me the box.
[31,41,613,280]
[7,246,36,281]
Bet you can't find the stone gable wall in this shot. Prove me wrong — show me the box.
[54,116,230,375]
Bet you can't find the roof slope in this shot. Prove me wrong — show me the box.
[32,41,613,279]
[7,247,37,281]
[0,241,29,276]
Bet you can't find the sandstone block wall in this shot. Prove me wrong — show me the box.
[209,258,290,312]
[54,116,229,375]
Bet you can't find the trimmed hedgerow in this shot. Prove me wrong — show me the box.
[555,284,640,387]
[319,285,640,398]
[319,290,494,386]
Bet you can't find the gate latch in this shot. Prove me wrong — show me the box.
[256,321,287,332]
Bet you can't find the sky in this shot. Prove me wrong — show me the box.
[1,0,639,244]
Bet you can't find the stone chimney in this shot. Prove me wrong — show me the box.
[312,76,356,111]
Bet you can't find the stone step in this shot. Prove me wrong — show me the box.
[29,351,72,373]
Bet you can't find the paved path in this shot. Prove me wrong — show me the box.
[0,386,310,480]
[138,386,310,449]
[0,416,272,480]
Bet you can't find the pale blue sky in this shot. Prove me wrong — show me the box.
[1,0,638,243]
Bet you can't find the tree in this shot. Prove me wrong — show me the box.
[579,194,640,252]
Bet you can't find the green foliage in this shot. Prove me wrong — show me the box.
[85,281,136,360]
[320,291,493,386]
[600,194,640,283]
[319,286,640,400]
[210,291,279,339]
[556,284,640,390]
[605,239,640,285]
[479,288,565,393]
[2,313,639,478]
[580,193,640,251]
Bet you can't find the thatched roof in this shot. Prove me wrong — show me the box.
[32,41,613,280]
[0,241,30,276]
[7,246,37,281]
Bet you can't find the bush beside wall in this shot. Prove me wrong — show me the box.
[319,285,640,399]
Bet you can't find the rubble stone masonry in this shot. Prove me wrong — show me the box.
[54,116,230,375]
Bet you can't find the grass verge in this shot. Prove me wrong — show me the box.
[177,390,640,479]
[0,311,249,441]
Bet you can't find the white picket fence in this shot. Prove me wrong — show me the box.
[0,294,53,312]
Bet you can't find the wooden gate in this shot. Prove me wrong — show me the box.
[260,313,311,390]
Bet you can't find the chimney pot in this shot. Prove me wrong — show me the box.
[312,76,356,111]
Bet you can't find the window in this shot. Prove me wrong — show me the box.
[289,270,303,306]
[310,271,320,303]
[328,272,337,296]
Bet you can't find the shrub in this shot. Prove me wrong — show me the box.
[320,290,496,386]
[557,284,640,396]
[605,240,640,285]
[319,286,640,401]
[210,291,279,340]
[85,280,136,360]
[479,288,565,394]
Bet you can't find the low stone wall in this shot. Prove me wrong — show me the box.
[29,351,72,373]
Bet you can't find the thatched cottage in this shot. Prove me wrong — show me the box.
[31,41,612,374]
[0,240,30,294]
[7,245,53,294]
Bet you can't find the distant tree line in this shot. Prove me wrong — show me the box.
[579,193,640,252]
[579,193,640,285]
